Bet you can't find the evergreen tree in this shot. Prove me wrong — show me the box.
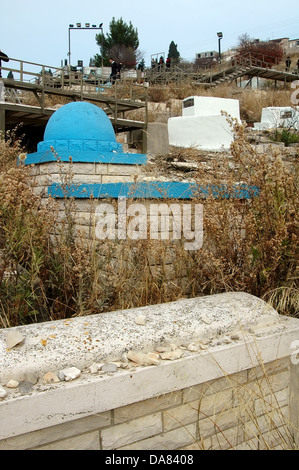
[168,41,180,64]
[95,17,140,67]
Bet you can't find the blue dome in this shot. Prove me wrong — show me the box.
[44,101,116,142]
[24,100,147,166]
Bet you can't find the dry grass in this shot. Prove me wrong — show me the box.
[147,82,293,124]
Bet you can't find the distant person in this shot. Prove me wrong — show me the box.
[0,50,9,78]
[286,56,291,72]
[109,58,119,84]
[166,58,171,69]
[158,56,164,72]
[297,58,299,74]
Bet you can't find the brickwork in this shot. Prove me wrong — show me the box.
[0,357,293,450]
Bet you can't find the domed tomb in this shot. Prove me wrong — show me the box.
[25,101,147,165]
[44,101,117,143]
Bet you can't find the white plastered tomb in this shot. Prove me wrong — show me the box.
[254,106,299,131]
[168,96,241,151]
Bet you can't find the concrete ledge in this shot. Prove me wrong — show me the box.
[1,292,299,444]
[47,182,259,199]
[23,150,147,166]
[0,292,294,384]
[0,329,296,441]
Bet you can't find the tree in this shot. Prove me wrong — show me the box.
[236,33,283,67]
[95,17,140,67]
[167,41,180,64]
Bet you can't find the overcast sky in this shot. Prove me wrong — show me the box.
[0,0,298,68]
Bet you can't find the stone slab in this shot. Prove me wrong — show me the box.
[0,292,292,385]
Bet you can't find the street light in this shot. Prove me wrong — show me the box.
[217,32,223,64]
[68,22,104,68]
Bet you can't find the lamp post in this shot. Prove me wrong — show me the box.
[68,23,103,69]
[217,32,223,64]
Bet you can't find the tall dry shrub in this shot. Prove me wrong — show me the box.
[189,117,298,315]
[0,136,108,326]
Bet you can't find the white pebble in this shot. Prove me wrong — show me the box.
[42,372,60,384]
[6,330,25,349]
[6,380,19,388]
[135,315,147,326]
[160,349,183,361]
[88,363,99,374]
[59,367,81,382]
[127,350,160,366]
[0,386,7,398]
[187,342,199,352]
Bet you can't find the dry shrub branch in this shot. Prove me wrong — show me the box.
[188,117,298,314]
[0,118,298,327]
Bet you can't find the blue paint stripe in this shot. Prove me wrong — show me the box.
[24,151,147,166]
[48,182,259,200]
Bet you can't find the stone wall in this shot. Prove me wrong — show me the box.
[1,293,299,450]
[0,358,291,450]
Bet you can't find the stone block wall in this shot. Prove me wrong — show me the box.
[30,161,143,197]
[28,159,205,243]
[23,157,256,296]
[0,358,291,450]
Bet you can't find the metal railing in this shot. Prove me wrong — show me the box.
[144,52,286,85]
[233,52,281,69]
[0,57,147,98]
[0,57,148,143]
[0,57,148,108]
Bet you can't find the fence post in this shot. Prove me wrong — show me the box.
[41,65,45,112]
[80,71,83,101]
[20,60,23,82]
[114,81,118,131]
[61,68,65,91]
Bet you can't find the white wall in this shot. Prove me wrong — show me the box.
[254,107,299,130]
[182,96,240,120]
[168,96,240,151]
[168,115,235,150]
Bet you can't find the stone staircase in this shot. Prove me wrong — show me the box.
[4,88,22,104]
[197,65,253,86]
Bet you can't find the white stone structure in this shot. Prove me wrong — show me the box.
[254,106,299,131]
[168,96,241,151]
[1,292,299,450]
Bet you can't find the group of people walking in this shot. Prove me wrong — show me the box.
[151,56,171,70]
